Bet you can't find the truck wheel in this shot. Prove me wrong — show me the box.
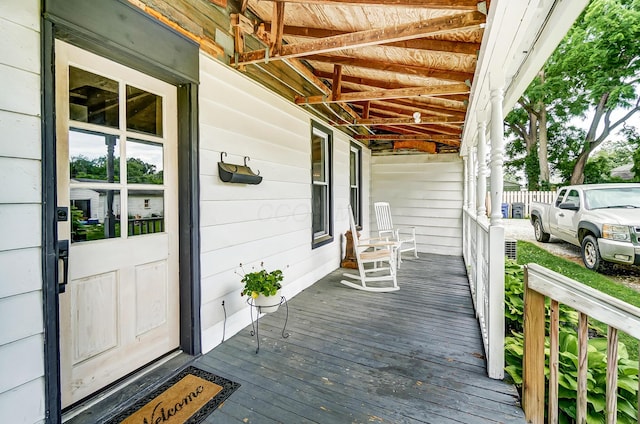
[533,218,550,242]
[581,235,610,273]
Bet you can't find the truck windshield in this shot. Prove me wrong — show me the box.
[584,187,640,210]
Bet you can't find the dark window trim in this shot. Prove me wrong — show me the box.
[311,121,334,249]
[350,142,363,229]
[41,3,200,421]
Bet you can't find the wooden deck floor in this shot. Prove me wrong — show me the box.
[197,254,525,423]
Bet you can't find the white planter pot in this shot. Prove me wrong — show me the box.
[254,291,281,313]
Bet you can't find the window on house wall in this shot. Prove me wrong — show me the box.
[311,122,333,247]
[350,144,362,228]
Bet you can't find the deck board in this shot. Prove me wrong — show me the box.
[197,254,525,423]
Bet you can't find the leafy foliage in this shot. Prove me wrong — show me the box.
[238,263,284,298]
[505,0,640,186]
[504,259,639,423]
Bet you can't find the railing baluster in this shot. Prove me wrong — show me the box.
[577,313,589,424]
[606,326,618,424]
[548,300,560,424]
[523,266,546,423]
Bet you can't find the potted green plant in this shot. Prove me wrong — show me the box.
[239,263,284,313]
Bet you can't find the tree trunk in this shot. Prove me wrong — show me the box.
[570,93,610,184]
[538,105,550,186]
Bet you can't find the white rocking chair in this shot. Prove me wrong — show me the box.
[374,201,418,268]
[340,205,399,292]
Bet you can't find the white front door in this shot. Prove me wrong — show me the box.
[55,41,180,408]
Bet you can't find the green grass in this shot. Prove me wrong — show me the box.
[517,240,639,360]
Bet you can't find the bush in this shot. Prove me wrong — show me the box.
[504,259,639,423]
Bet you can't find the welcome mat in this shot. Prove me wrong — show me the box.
[106,366,240,424]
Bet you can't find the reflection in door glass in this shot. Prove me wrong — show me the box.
[70,188,121,243]
[126,85,163,136]
[70,130,120,182]
[128,190,164,236]
[127,140,163,184]
[69,67,119,127]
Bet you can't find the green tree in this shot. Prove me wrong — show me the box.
[557,0,640,184]
[505,0,640,186]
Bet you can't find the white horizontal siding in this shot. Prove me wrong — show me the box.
[198,54,365,352]
[0,2,44,423]
[371,154,463,256]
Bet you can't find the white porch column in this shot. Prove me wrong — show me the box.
[463,154,470,210]
[467,145,476,213]
[487,72,505,379]
[489,78,505,225]
[476,114,488,219]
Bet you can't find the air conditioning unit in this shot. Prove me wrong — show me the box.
[505,239,517,260]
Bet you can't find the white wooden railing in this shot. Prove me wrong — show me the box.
[463,207,504,379]
[523,264,640,424]
[500,190,557,218]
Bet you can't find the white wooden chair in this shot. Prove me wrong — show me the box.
[374,201,418,268]
[340,205,399,292]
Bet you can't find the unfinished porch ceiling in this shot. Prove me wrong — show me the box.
[230,0,487,155]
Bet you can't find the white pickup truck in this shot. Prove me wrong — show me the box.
[529,183,640,272]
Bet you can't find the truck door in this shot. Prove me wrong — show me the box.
[549,189,567,235]
[556,189,581,244]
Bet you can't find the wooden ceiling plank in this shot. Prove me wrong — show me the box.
[306,54,474,82]
[295,82,469,104]
[235,11,485,65]
[269,0,479,9]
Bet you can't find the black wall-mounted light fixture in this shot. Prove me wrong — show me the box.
[218,152,263,184]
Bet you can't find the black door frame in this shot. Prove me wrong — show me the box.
[41,1,201,421]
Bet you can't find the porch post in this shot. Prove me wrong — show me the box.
[467,145,476,213]
[489,77,504,226]
[463,154,470,210]
[476,113,488,219]
[487,72,505,379]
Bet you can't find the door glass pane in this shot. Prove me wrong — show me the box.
[70,188,121,243]
[127,139,164,184]
[126,85,163,136]
[127,190,164,236]
[69,67,119,127]
[69,130,120,182]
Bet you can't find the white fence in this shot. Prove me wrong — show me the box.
[500,190,557,218]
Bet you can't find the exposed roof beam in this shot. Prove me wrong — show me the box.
[377,124,461,136]
[265,24,481,54]
[270,1,286,54]
[355,134,459,141]
[269,0,479,9]
[351,101,467,120]
[394,140,437,153]
[341,116,464,126]
[306,54,474,82]
[235,11,485,65]
[364,135,461,148]
[331,64,343,100]
[295,83,469,104]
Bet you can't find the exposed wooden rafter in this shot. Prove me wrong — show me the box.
[270,1,286,55]
[295,82,469,104]
[331,65,343,101]
[344,116,465,126]
[264,23,481,54]
[269,0,479,9]
[234,11,485,66]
